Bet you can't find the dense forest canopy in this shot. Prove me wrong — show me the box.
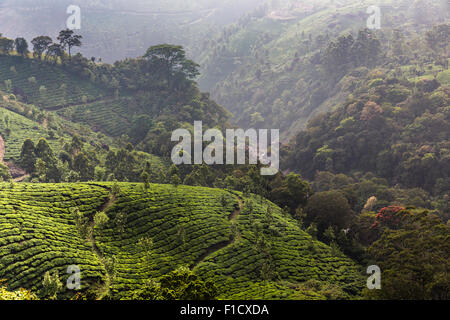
[0,0,448,303]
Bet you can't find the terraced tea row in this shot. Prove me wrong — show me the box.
[0,183,364,299]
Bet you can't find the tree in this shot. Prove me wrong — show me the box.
[31,36,52,60]
[352,28,382,68]
[57,29,82,57]
[169,164,182,187]
[360,101,383,121]
[0,284,37,300]
[129,266,217,300]
[138,236,153,273]
[269,173,311,213]
[0,37,14,55]
[14,37,29,57]
[94,211,109,228]
[144,44,200,89]
[128,115,152,144]
[304,190,352,233]
[171,174,182,187]
[73,152,91,181]
[322,33,355,75]
[114,211,127,237]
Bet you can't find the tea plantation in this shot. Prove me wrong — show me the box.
[0,182,364,299]
[0,56,110,109]
[0,107,64,162]
[0,183,109,297]
[56,98,132,137]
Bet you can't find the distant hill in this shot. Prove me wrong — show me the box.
[197,0,449,139]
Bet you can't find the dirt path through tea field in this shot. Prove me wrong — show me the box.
[191,195,243,269]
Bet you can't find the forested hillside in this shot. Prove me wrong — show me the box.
[0,0,449,302]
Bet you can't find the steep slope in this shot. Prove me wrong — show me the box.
[198,0,449,139]
[0,0,267,62]
[0,182,364,299]
[0,183,109,296]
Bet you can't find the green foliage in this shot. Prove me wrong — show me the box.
[0,283,37,300]
[269,173,311,212]
[0,163,12,182]
[94,211,109,228]
[286,71,450,198]
[366,210,449,300]
[0,55,108,108]
[144,44,200,90]
[0,181,364,300]
[127,266,217,300]
[40,271,63,300]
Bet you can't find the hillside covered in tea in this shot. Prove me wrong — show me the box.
[0,182,364,300]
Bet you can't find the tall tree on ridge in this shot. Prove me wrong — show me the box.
[57,29,82,57]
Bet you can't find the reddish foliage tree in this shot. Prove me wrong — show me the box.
[360,101,383,121]
[371,205,405,229]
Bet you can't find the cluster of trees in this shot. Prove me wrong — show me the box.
[123,266,217,300]
[31,29,82,63]
[0,29,82,63]
[319,29,382,78]
[365,208,449,299]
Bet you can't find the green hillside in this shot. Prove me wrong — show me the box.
[198,0,449,139]
[0,1,447,302]
[0,107,63,162]
[0,0,267,63]
[0,182,363,299]
[0,55,110,109]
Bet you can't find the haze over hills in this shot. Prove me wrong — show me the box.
[0,0,448,302]
[0,0,267,62]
